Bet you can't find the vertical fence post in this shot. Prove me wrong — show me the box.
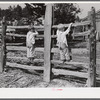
[51,4,54,60]
[43,4,52,82]
[87,7,96,87]
[0,16,7,72]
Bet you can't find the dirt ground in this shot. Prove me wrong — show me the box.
[0,42,100,88]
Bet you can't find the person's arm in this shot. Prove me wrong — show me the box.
[64,23,73,35]
[56,30,59,36]
[34,30,38,36]
[56,30,59,41]
[30,33,35,44]
[30,31,39,44]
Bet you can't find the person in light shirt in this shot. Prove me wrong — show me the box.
[26,25,38,62]
[56,23,73,63]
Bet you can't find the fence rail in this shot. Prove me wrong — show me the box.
[0,21,90,30]
[0,31,90,39]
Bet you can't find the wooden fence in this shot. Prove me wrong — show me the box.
[0,4,97,87]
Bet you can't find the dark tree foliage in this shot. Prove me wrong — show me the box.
[0,3,81,25]
[0,5,23,21]
[54,3,81,24]
[13,5,23,20]
[24,3,45,19]
[25,3,81,24]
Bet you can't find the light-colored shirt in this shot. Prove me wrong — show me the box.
[26,31,38,45]
[56,28,70,46]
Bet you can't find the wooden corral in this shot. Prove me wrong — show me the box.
[0,4,97,87]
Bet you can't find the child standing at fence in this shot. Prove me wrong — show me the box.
[26,25,38,62]
[56,23,73,63]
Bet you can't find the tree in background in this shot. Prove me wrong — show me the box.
[25,3,81,24]
[54,3,81,24]
[24,3,45,24]
[0,3,81,25]
[12,5,22,20]
[0,5,23,21]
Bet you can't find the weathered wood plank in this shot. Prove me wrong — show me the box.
[43,4,52,82]
[51,60,89,69]
[0,25,44,30]
[7,57,44,63]
[7,56,100,66]
[6,46,88,54]
[0,31,90,38]
[0,21,90,29]
[0,17,7,72]
[53,64,85,70]
[6,33,44,39]
[6,46,87,52]
[7,57,88,70]
[6,62,88,79]
[6,43,25,46]
[52,68,88,78]
[6,62,44,70]
[72,30,90,37]
[87,7,96,87]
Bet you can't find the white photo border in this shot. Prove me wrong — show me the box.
[0,1,100,98]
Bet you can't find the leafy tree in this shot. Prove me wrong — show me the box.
[22,6,30,18]
[24,3,45,20]
[54,3,81,24]
[25,3,81,24]
[0,5,23,21]
[13,5,22,20]
[0,3,81,25]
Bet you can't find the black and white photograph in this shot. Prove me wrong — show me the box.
[0,1,100,89]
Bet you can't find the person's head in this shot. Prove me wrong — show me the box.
[29,25,35,32]
[57,24,65,32]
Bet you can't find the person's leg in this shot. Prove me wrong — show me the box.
[60,43,70,61]
[68,45,72,61]
[31,44,35,59]
[27,47,32,64]
[64,47,70,61]
[67,41,72,61]
[27,45,35,63]
[29,44,35,62]
[27,47,31,58]
[60,49,66,61]
[59,43,67,63]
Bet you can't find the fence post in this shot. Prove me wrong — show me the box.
[43,4,52,82]
[87,7,96,87]
[0,16,7,72]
